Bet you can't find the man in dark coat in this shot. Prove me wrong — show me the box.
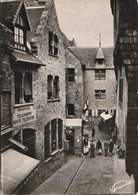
[104,139,109,157]
[90,141,95,158]
[92,127,95,140]
[109,139,114,156]
[96,140,103,155]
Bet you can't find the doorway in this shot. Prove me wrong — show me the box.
[66,129,74,154]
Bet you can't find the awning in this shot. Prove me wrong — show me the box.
[12,50,45,66]
[100,112,113,120]
[1,148,40,194]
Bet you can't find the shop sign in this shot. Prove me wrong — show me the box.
[13,105,36,127]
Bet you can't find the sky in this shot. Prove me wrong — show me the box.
[54,0,113,47]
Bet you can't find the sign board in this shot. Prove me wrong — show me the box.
[13,105,36,127]
[66,118,82,127]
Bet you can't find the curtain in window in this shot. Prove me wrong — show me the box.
[24,74,32,96]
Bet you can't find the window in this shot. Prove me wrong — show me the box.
[24,73,32,103]
[47,75,53,99]
[53,76,59,98]
[44,123,50,158]
[47,75,59,100]
[49,31,59,56]
[119,78,123,103]
[68,68,75,82]
[95,69,106,80]
[97,59,104,64]
[51,119,57,151]
[88,110,92,117]
[67,104,74,116]
[58,119,63,149]
[95,90,106,99]
[15,72,33,104]
[15,72,23,104]
[98,109,105,116]
[14,15,26,51]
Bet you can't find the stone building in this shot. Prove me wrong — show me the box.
[65,44,85,156]
[110,0,138,192]
[70,40,116,124]
[0,0,66,194]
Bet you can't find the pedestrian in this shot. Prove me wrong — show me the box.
[90,140,95,158]
[98,120,102,131]
[109,139,114,157]
[96,139,103,155]
[92,126,95,140]
[104,139,109,157]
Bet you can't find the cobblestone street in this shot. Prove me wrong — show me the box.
[32,128,135,195]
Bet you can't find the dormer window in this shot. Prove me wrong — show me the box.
[14,15,26,51]
[97,59,104,65]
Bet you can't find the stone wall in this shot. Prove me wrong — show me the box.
[65,46,84,156]
[84,69,116,113]
[112,0,138,192]
[65,47,84,117]
[31,1,66,159]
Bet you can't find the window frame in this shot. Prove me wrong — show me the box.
[51,119,57,152]
[47,75,60,100]
[95,69,106,80]
[15,71,33,105]
[95,90,106,99]
[49,31,59,56]
[67,68,75,82]
[14,15,26,51]
[97,59,104,65]
[67,104,75,117]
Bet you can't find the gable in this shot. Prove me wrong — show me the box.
[0,1,31,31]
[27,6,45,42]
[33,0,61,38]
[13,2,31,31]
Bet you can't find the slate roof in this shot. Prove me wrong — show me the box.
[61,31,73,47]
[27,6,45,41]
[0,1,21,27]
[12,50,44,66]
[70,47,114,69]
[26,0,53,42]
[95,47,105,59]
[0,1,31,31]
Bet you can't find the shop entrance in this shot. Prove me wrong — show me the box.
[66,129,74,154]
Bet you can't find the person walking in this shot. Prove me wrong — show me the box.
[92,126,95,140]
[109,139,114,156]
[104,139,109,157]
[90,140,95,158]
[96,139,103,155]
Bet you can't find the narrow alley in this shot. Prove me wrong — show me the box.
[1,0,138,194]
[31,127,135,195]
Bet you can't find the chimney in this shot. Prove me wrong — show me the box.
[30,41,38,55]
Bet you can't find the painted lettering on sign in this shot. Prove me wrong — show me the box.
[13,105,36,126]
